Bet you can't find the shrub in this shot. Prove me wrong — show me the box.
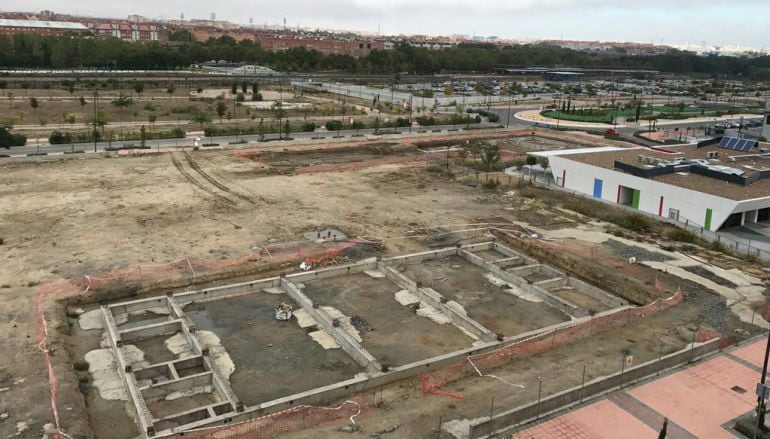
[617,214,652,232]
[0,128,27,147]
[301,122,316,132]
[73,360,89,371]
[325,120,343,131]
[666,228,698,243]
[416,116,437,126]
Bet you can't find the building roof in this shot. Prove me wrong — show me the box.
[557,143,770,201]
[0,19,87,30]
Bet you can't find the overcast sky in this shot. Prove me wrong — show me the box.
[5,0,769,48]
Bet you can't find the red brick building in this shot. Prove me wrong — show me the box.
[0,18,88,36]
[181,26,385,57]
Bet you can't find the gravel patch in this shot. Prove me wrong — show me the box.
[604,239,674,262]
[683,265,738,288]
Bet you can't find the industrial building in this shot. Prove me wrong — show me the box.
[536,140,770,231]
[0,18,87,36]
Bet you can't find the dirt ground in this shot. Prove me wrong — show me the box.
[283,298,710,439]
[0,132,767,439]
[301,273,474,366]
[400,256,571,337]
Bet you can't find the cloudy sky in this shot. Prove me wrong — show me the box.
[5,0,770,48]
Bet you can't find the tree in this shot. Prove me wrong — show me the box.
[241,82,248,93]
[29,97,39,112]
[231,83,237,95]
[525,155,537,166]
[140,125,147,147]
[284,120,291,139]
[215,101,228,123]
[111,95,133,132]
[166,83,176,99]
[236,93,245,103]
[133,82,144,97]
[78,96,87,106]
[148,113,157,136]
[443,85,453,97]
[658,417,668,439]
[64,113,76,125]
[467,140,482,163]
[190,110,211,131]
[89,110,109,135]
[351,120,365,134]
[271,101,287,139]
[111,95,133,116]
[252,82,259,95]
[480,142,500,172]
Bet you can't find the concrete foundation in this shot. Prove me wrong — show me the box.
[95,242,627,438]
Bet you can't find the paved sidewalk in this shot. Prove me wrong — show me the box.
[514,338,767,438]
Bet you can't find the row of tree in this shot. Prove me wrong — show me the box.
[1,34,770,78]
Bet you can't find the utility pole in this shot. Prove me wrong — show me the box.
[506,91,512,128]
[92,89,98,153]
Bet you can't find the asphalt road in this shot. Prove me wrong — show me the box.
[2,122,534,157]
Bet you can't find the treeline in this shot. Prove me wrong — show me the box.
[1,33,770,78]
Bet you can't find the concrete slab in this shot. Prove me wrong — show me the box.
[301,272,475,367]
[184,293,363,406]
[401,255,570,337]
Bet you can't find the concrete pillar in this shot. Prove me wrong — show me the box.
[100,307,155,436]
[746,209,759,224]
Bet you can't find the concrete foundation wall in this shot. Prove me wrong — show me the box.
[382,247,458,264]
[507,264,563,279]
[174,277,282,304]
[493,242,537,265]
[280,278,381,372]
[459,250,583,318]
[141,372,213,401]
[285,260,377,283]
[467,339,721,438]
[377,262,496,342]
[566,278,628,308]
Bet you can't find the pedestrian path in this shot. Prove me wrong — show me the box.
[515,338,766,438]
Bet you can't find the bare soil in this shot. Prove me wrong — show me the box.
[0,132,766,439]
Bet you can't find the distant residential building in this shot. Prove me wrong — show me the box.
[178,26,384,56]
[0,18,88,36]
[84,20,161,42]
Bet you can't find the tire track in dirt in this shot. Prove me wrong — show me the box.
[170,153,237,206]
[183,151,256,205]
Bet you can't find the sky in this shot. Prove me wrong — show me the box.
[4,0,769,49]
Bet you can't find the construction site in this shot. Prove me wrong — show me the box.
[2,128,770,439]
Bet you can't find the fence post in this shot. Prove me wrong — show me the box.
[535,377,543,420]
[487,396,495,436]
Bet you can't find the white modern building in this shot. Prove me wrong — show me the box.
[535,140,770,232]
[763,100,770,140]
